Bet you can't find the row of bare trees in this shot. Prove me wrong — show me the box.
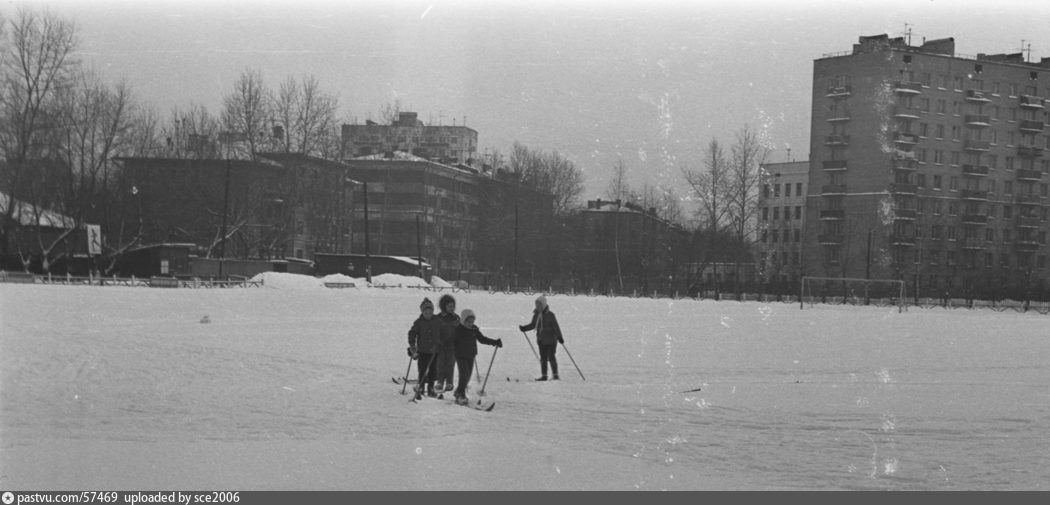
[0,7,348,273]
[680,125,771,294]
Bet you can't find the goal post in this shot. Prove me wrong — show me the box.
[800,276,907,312]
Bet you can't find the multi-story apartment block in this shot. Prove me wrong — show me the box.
[340,112,478,165]
[757,161,808,286]
[806,34,1050,298]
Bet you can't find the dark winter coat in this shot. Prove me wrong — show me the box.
[521,307,563,345]
[452,324,500,358]
[437,311,460,351]
[408,315,444,353]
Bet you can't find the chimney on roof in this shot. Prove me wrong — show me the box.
[397,112,419,127]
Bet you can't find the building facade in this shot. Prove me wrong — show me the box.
[757,161,808,287]
[575,199,692,294]
[340,112,478,165]
[806,34,1050,299]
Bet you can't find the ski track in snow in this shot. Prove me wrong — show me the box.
[2,281,1049,490]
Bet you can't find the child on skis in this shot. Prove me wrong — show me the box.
[452,309,502,405]
[435,294,459,392]
[407,297,443,399]
[518,294,564,381]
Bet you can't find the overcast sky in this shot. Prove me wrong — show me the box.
[14,0,1050,200]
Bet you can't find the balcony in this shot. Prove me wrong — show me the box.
[1019,95,1046,109]
[961,214,987,225]
[819,209,845,220]
[821,184,848,195]
[1016,169,1044,181]
[1016,216,1041,228]
[893,158,917,171]
[894,149,917,160]
[889,235,916,246]
[1015,239,1041,251]
[822,159,848,171]
[1018,146,1045,158]
[893,106,921,120]
[894,81,923,94]
[962,164,990,176]
[964,139,991,151]
[961,189,988,200]
[1019,120,1045,133]
[826,85,852,97]
[825,134,850,146]
[826,113,851,122]
[964,114,991,127]
[895,209,918,220]
[819,234,844,245]
[893,132,920,145]
[890,182,917,194]
[960,238,986,250]
[965,89,992,102]
[1016,194,1043,205]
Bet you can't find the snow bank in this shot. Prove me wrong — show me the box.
[429,275,452,288]
[246,272,458,290]
[250,271,325,289]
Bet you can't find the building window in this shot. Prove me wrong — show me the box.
[917,174,926,188]
[1004,205,1013,219]
[949,176,959,190]
[774,184,780,197]
[951,126,960,141]
[937,99,946,114]
[953,76,963,91]
[935,124,945,139]
[1004,181,1013,195]
[784,184,791,197]
[763,184,770,198]
[919,123,929,137]
[795,206,802,220]
[796,183,803,195]
[794,229,801,242]
[762,207,768,221]
[986,228,995,242]
[950,152,960,166]
[773,207,780,220]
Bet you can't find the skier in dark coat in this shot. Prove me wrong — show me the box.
[518,294,564,381]
[435,294,460,392]
[407,297,444,399]
[452,309,502,405]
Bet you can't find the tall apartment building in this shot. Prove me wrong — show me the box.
[757,161,808,286]
[806,34,1050,298]
[340,111,478,165]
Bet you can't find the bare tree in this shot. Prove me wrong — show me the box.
[0,8,78,261]
[221,68,268,159]
[379,98,404,124]
[270,74,339,158]
[163,103,221,158]
[682,138,732,232]
[728,125,769,241]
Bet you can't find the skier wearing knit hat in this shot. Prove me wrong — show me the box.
[518,294,564,381]
[451,309,502,405]
[407,297,443,399]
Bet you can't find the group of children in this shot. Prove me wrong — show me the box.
[406,293,565,405]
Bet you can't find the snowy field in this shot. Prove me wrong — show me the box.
[2,273,1048,490]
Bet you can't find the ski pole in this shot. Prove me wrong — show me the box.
[412,352,440,402]
[521,330,540,362]
[560,342,585,381]
[479,346,499,401]
[400,354,414,395]
[475,359,482,384]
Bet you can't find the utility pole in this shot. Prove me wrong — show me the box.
[219,158,231,280]
[363,181,371,283]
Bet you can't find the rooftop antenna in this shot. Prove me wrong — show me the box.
[904,23,912,46]
[1022,39,1032,62]
[786,147,792,162]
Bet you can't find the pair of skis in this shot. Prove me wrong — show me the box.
[393,376,495,411]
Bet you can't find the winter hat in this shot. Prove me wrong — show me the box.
[461,309,476,325]
[535,294,548,310]
[420,297,434,311]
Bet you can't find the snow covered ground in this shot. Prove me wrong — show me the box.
[2,273,1048,490]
